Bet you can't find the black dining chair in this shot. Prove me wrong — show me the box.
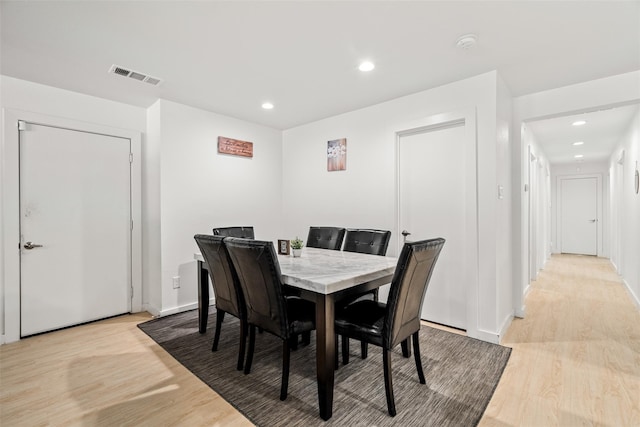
[343,229,392,256]
[339,229,392,360]
[334,237,445,416]
[224,237,316,401]
[307,226,346,250]
[193,234,247,371]
[213,226,255,239]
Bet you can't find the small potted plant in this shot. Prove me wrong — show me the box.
[290,237,304,257]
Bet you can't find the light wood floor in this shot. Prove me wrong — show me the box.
[1,254,638,426]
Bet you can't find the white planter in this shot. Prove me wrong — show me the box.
[292,248,302,257]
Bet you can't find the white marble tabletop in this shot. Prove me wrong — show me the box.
[195,246,397,295]
[277,247,397,294]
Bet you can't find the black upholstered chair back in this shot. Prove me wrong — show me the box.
[384,238,445,348]
[213,226,255,239]
[224,238,290,339]
[343,229,391,256]
[307,226,346,250]
[194,234,245,319]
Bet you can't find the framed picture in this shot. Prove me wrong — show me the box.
[327,138,347,171]
[278,239,290,255]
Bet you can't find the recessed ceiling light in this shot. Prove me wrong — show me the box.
[574,154,584,159]
[572,120,587,126]
[358,61,375,72]
[456,34,478,49]
[262,102,274,110]
[573,141,584,146]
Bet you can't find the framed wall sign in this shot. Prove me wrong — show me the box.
[218,136,253,158]
[278,239,290,255]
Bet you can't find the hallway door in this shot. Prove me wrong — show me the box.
[20,122,132,336]
[398,122,468,330]
[560,177,598,255]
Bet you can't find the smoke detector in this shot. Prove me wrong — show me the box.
[456,34,478,50]
[108,64,162,86]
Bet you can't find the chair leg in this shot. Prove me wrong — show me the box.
[301,331,311,346]
[236,319,247,371]
[335,334,339,370]
[383,348,396,417]
[280,340,290,401]
[289,335,299,351]
[361,341,369,359]
[212,309,226,351]
[342,336,350,365]
[412,332,426,384]
[401,338,411,358]
[244,325,256,375]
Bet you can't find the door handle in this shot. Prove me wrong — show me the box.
[23,241,43,250]
[588,219,597,223]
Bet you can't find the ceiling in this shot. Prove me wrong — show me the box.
[527,103,639,165]
[1,1,639,161]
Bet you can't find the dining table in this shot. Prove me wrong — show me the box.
[195,246,398,421]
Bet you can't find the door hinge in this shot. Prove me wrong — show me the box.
[129,153,133,163]
[18,120,27,131]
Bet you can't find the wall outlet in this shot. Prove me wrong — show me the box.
[172,276,180,289]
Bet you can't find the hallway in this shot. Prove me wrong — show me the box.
[482,254,640,426]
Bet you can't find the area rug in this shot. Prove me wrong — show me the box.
[138,310,510,426]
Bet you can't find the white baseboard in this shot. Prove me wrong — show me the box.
[608,259,620,274]
[142,303,161,317]
[470,328,501,344]
[498,312,514,341]
[514,283,531,318]
[622,279,640,310]
[158,299,214,318]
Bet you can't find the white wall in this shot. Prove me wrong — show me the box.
[513,70,640,317]
[0,76,146,342]
[0,77,284,334]
[550,161,608,256]
[520,127,551,282]
[144,101,163,313]
[609,109,640,308]
[496,75,514,336]
[282,71,509,342]
[153,100,283,315]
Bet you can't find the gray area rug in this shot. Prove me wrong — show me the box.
[138,310,510,426]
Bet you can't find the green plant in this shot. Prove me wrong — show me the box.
[290,237,304,250]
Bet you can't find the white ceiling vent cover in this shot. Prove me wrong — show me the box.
[108,64,163,86]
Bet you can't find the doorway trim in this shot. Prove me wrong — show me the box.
[2,109,142,343]
[394,107,482,339]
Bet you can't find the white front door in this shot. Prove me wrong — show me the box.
[560,177,598,255]
[398,123,467,330]
[20,122,132,336]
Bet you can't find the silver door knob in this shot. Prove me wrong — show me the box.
[23,242,43,250]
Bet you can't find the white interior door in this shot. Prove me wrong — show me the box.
[398,124,467,329]
[560,177,598,255]
[20,122,132,336]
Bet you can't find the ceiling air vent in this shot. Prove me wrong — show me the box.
[108,64,163,86]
